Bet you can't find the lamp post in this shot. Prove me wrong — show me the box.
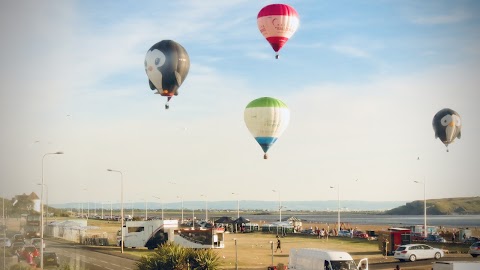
[272,190,281,222]
[234,238,238,270]
[414,179,427,237]
[200,194,208,221]
[177,196,184,223]
[107,169,124,254]
[152,196,164,220]
[269,240,274,266]
[3,195,6,270]
[232,192,240,219]
[83,187,89,221]
[330,184,340,234]
[37,183,48,232]
[40,151,63,269]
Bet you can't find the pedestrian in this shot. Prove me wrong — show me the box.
[452,233,455,243]
[275,235,282,253]
[394,265,400,270]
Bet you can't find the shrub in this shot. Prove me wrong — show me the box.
[135,243,220,270]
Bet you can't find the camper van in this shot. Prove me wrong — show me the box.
[117,220,177,249]
[288,248,368,270]
[117,219,225,249]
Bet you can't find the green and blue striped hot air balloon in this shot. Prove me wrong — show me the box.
[244,97,290,159]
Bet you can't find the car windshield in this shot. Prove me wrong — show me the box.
[396,246,406,251]
[330,260,356,270]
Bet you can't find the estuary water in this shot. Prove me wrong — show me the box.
[242,213,480,228]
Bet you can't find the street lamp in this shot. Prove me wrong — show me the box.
[200,194,208,221]
[83,187,89,221]
[330,184,340,235]
[232,192,240,219]
[177,195,184,223]
[234,238,238,270]
[107,169,124,254]
[272,190,282,222]
[37,183,48,232]
[414,179,427,237]
[152,196,164,220]
[40,151,63,269]
[145,198,148,220]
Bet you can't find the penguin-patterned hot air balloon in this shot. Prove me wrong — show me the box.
[145,40,190,109]
[432,108,462,152]
[257,4,299,59]
[244,97,290,159]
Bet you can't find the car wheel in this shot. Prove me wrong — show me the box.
[472,254,478,258]
[434,252,441,260]
[409,254,416,262]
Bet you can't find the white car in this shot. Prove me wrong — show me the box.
[337,230,352,237]
[394,244,444,262]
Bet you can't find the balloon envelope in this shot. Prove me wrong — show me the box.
[144,40,190,108]
[244,97,290,158]
[257,4,299,58]
[432,108,462,149]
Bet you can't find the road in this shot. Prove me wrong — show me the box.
[45,239,137,270]
[368,255,479,270]
[1,241,138,270]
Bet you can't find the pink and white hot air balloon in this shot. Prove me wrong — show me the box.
[257,4,299,59]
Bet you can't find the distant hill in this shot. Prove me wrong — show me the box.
[385,197,480,215]
[51,200,406,212]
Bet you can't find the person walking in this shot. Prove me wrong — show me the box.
[275,235,282,253]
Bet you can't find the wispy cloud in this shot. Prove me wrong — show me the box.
[331,44,370,58]
[410,9,472,25]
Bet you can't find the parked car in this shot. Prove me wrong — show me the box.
[300,229,316,235]
[411,232,425,241]
[464,236,480,245]
[469,241,480,257]
[31,238,45,249]
[35,251,60,268]
[394,244,444,262]
[10,242,25,255]
[0,237,12,248]
[425,234,446,243]
[17,245,40,263]
[12,234,25,243]
[353,230,368,239]
[337,230,352,237]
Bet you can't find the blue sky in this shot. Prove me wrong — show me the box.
[0,0,479,207]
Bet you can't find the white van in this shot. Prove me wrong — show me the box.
[432,261,480,270]
[288,248,368,270]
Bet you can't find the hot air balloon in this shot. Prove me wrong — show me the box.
[257,4,299,59]
[432,108,462,152]
[244,97,290,159]
[145,40,190,109]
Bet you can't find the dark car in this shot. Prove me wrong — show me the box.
[12,234,25,243]
[411,233,425,241]
[35,251,60,268]
[425,234,446,243]
[10,242,24,255]
[464,236,480,245]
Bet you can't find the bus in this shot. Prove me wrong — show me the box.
[25,214,41,238]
